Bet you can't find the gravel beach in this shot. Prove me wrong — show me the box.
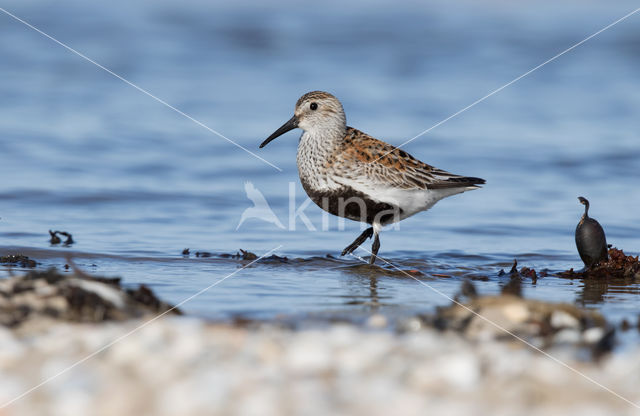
[1,318,639,416]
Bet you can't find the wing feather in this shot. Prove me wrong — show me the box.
[330,127,485,191]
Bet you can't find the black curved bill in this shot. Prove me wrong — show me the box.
[259,115,298,148]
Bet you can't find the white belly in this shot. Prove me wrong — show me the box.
[333,176,473,223]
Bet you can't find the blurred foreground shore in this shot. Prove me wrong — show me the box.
[1,317,640,415]
[0,269,638,415]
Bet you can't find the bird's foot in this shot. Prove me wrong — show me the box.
[341,227,374,256]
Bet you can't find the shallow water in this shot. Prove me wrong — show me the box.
[1,1,639,347]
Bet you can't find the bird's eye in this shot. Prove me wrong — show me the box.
[310,102,318,110]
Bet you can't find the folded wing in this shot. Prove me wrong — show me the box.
[330,127,485,192]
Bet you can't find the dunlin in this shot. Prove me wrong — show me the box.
[260,91,485,264]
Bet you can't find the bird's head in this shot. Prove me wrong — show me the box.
[260,91,346,148]
[578,196,590,216]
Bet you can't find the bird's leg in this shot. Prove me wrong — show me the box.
[369,233,380,265]
[341,227,373,256]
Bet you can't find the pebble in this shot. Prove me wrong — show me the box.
[551,310,580,329]
[366,314,388,328]
[583,327,606,344]
[553,328,582,344]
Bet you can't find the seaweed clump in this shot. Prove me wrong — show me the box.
[0,254,37,268]
[498,259,548,280]
[423,280,614,357]
[560,247,640,280]
[49,230,74,246]
[0,268,179,327]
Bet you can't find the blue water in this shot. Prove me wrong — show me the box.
[0,0,639,342]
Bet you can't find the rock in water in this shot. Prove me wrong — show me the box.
[575,196,608,268]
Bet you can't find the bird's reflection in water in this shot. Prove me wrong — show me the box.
[341,264,394,309]
[368,276,380,309]
[577,277,640,306]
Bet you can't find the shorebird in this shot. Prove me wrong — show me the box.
[575,196,608,269]
[260,91,485,264]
